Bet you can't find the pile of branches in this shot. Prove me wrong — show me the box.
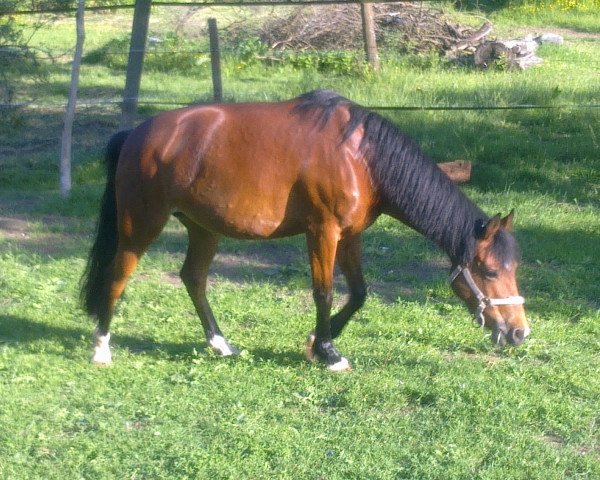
[257,4,368,51]
[253,2,491,58]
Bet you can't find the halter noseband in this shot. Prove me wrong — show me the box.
[449,265,525,327]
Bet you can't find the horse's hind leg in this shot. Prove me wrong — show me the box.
[176,214,238,357]
[90,206,170,365]
[92,248,141,364]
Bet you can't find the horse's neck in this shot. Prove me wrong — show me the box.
[380,171,481,265]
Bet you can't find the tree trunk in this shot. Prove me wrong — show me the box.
[59,0,85,198]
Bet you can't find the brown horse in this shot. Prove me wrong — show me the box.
[81,90,529,371]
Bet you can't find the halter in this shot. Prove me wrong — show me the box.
[449,265,525,327]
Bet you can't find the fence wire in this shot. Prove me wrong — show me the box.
[3,99,600,111]
[5,1,430,16]
[2,1,598,113]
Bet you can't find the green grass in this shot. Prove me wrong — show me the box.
[1,216,599,479]
[491,1,600,33]
[1,4,599,479]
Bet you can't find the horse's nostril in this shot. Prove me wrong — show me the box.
[509,328,525,346]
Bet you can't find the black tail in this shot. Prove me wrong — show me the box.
[80,129,132,317]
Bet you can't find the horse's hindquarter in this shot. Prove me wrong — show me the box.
[133,101,377,239]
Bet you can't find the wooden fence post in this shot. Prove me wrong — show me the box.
[360,2,380,71]
[120,0,152,129]
[208,18,223,102]
[59,0,85,198]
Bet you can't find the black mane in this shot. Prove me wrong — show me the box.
[294,90,518,266]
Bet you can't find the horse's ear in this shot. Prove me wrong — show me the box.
[501,209,515,232]
[478,214,502,242]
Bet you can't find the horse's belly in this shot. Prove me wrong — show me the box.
[178,189,303,239]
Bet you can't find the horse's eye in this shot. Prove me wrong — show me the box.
[485,269,499,280]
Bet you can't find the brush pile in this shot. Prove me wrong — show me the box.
[254,2,490,58]
[237,2,554,70]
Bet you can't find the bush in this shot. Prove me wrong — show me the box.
[84,33,210,74]
[0,14,47,106]
[286,51,366,76]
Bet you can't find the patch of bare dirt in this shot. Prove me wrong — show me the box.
[0,214,87,257]
[547,27,600,40]
[502,25,600,41]
[441,350,506,365]
[542,433,566,447]
[540,433,600,456]
[0,211,453,305]
[0,216,30,240]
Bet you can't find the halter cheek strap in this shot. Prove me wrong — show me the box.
[449,265,525,327]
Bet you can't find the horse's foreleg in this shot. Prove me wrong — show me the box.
[305,227,351,372]
[92,248,141,365]
[178,217,238,357]
[330,234,367,340]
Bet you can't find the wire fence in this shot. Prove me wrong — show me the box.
[5,99,600,111]
[2,0,599,113]
[4,0,429,16]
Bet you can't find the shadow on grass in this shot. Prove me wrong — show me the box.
[1,92,598,321]
[0,314,89,358]
[120,221,600,322]
[388,107,600,206]
[0,313,202,359]
[0,313,307,366]
[1,199,598,313]
[152,227,448,305]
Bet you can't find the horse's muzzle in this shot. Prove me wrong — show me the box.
[492,326,528,347]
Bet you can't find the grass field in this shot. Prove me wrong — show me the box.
[1,3,599,479]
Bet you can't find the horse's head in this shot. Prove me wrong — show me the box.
[451,211,530,346]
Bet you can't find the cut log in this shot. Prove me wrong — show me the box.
[438,160,472,184]
[474,39,543,70]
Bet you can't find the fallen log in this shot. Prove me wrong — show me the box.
[474,39,543,70]
[438,160,472,184]
[448,21,493,54]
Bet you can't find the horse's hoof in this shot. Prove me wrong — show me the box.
[209,335,239,357]
[328,357,352,373]
[305,332,352,372]
[91,330,112,365]
[91,350,112,365]
[305,332,317,362]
